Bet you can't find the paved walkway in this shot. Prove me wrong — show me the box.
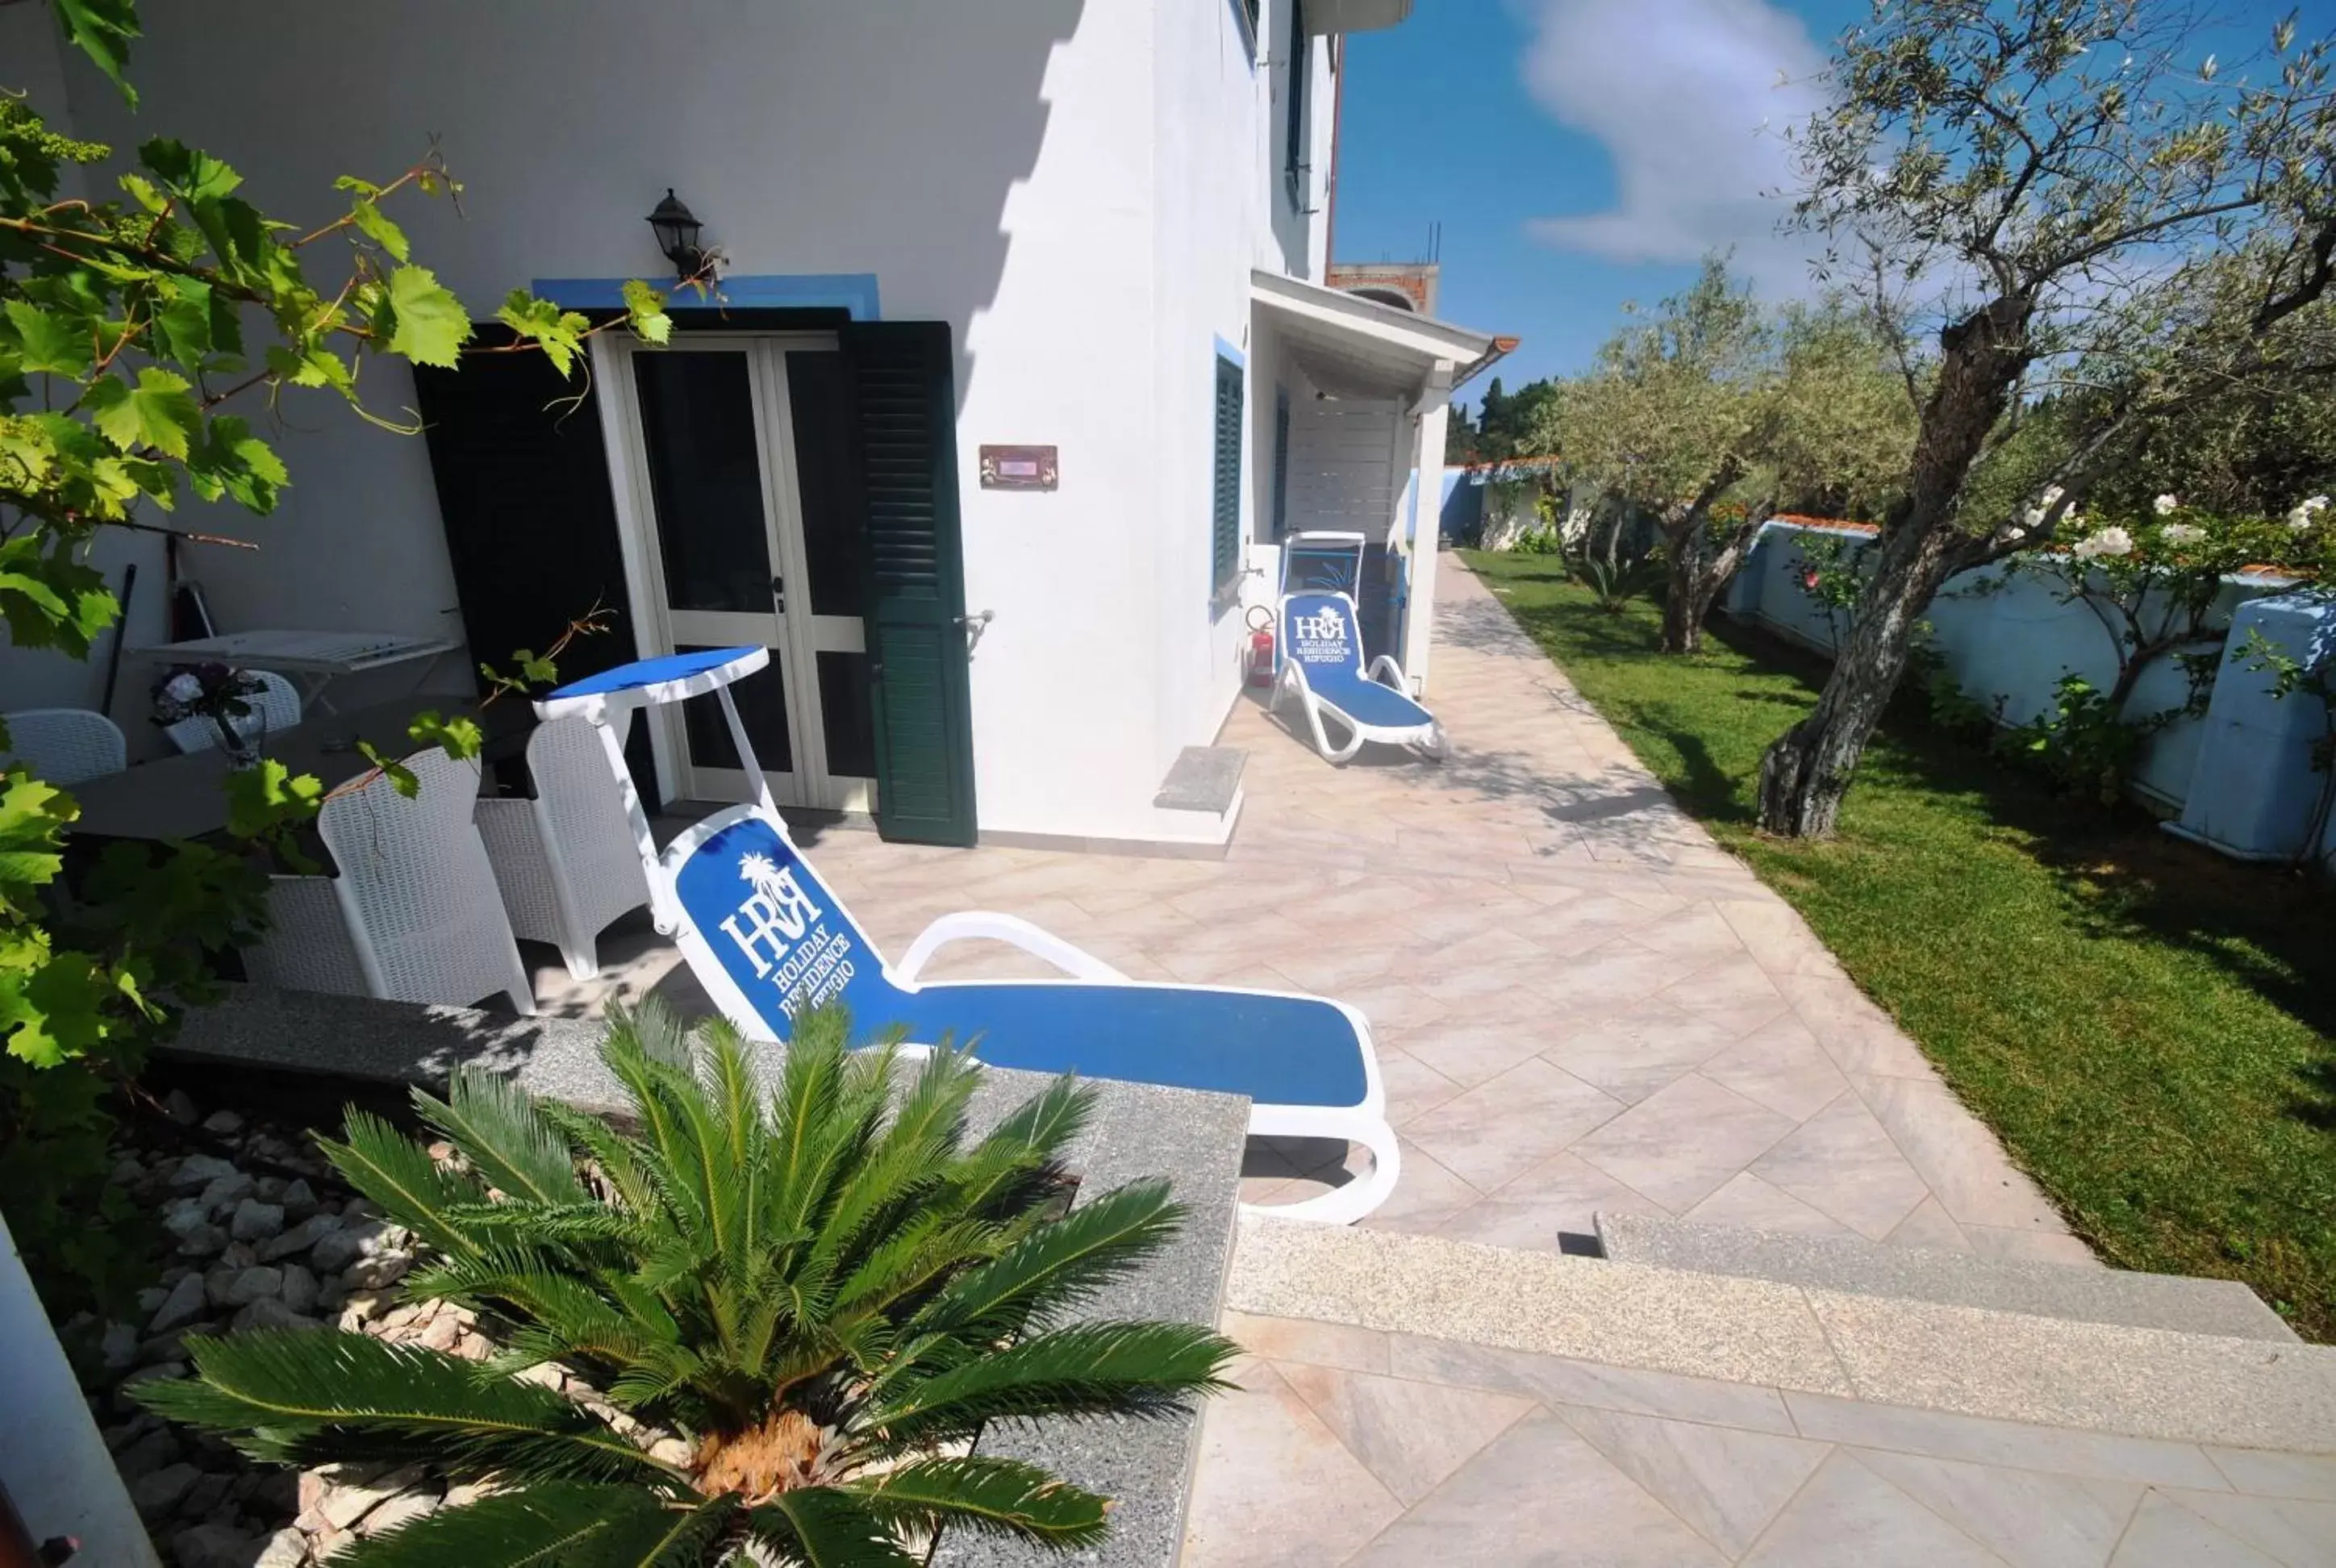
[538,557,2083,1264]
[1186,1307,2336,1567]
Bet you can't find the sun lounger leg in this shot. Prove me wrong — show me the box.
[1246,1115,1400,1225]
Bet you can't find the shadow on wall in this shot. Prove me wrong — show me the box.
[38,0,1090,657]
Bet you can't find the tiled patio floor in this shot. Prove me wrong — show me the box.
[536,557,2084,1264]
[1183,1310,2335,1567]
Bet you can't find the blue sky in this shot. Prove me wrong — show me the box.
[1334,0,2288,400]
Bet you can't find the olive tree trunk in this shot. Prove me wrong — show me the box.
[1656,465,1753,656]
[1756,294,2034,837]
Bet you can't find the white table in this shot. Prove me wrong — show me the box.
[128,629,458,712]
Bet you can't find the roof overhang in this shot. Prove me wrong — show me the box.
[1250,269,1505,402]
[1304,0,1413,34]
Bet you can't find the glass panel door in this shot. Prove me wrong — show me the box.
[611,334,870,813]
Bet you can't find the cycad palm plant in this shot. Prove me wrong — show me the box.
[136,1002,1237,1565]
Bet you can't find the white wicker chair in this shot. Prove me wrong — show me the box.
[2,708,127,784]
[242,746,536,1013]
[164,669,302,754]
[475,715,653,980]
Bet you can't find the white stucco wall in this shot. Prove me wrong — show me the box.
[11,0,1345,839]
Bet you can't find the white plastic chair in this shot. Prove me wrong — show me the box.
[2,708,127,784]
[241,746,535,1014]
[475,715,653,981]
[163,669,302,754]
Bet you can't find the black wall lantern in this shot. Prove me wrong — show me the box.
[645,188,706,281]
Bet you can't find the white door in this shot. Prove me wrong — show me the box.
[603,334,878,812]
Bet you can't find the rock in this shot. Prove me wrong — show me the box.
[179,1470,232,1518]
[648,1437,693,1467]
[511,1362,565,1390]
[100,1320,141,1370]
[230,1199,286,1242]
[200,1108,245,1136]
[120,1360,188,1389]
[250,1469,300,1515]
[165,1090,198,1125]
[231,1298,316,1334]
[170,1153,240,1190]
[221,1266,284,1307]
[163,1198,214,1240]
[129,1462,200,1518]
[198,1171,256,1213]
[443,1480,492,1510]
[279,1178,318,1216]
[416,1313,461,1353]
[219,1241,260,1270]
[307,1221,382,1274]
[341,1252,411,1291]
[259,1213,341,1262]
[171,1523,257,1568]
[137,1330,187,1365]
[319,1464,423,1530]
[279,1263,319,1315]
[175,1224,229,1258]
[111,1154,147,1184]
[252,1528,308,1568]
[148,1274,210,1334]
[113,1426,182,1480]
[298,1471,331,1515]
[256,1175,286,1202]
[137,1285,168,1314]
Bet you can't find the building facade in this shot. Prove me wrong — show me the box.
[6,0,1495,849]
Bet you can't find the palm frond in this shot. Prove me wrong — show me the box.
[536,1099,664,1216]
[844,1455,1109,1548]
[318,1111,491,1260]
[414,1068,588,1209]
[946,1075,1095,1218]
[745,1489,924,1568]
[909,1179,1183,1341]
[340,1483,736,1567]
[863,1321,1239,1450]
[129,1329,682,1486]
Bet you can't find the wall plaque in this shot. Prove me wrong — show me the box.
[978,444,1058,491]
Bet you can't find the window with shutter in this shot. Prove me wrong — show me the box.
[1272,386,1291,541]
[1285,0,1310,209]
[1211,352,1245,609]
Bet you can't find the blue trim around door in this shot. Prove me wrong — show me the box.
[532,273,882,319]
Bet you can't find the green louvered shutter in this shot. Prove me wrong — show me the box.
[840,321,977,846]
[1211,353,1245,603]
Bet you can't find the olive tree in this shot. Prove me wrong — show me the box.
[1554,260,1913,653]
[1754,0,2336,838]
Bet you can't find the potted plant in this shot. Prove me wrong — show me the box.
[150,663,271,766]
[135,1002,1235,1562]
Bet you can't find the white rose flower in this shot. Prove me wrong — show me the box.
[2004,526,2027,542]
[163,673,203,703]
[2289,495,2330,531]
[2021,506,2047,530]
[2070,525,2134,561]
[2154,494,2179,515]
[2159,523,2205,545]
[2042,485,2065,507]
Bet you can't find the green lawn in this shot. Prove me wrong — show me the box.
[1463,550,2336,1340]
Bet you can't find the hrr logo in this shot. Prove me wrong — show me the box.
[722,852,824,978]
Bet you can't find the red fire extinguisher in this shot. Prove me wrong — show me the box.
[1245,605,1277,688]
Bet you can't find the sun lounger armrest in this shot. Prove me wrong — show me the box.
[894,911,1128,984]
[1367,653,1409,690]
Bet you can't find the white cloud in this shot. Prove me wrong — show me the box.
[1516,0,1829,296]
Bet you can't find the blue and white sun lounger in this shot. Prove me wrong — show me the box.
[538,648,1400,1225]
[1274,591,1446,764]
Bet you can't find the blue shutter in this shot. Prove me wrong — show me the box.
[1211,353,1245,605]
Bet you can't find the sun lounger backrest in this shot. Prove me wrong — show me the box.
[668,809,894,1040]
[1282,592,1364,677]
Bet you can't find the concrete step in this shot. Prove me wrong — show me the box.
[1593,1211,2296,1344]
[1229,1216,2336,1452]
